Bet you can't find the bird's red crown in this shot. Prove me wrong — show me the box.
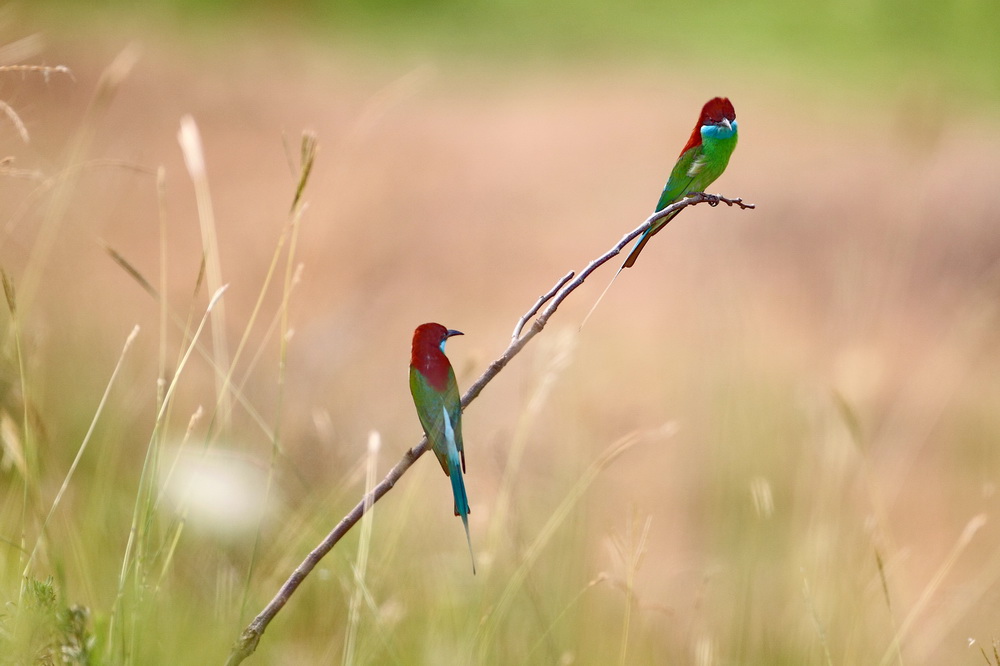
[679,97,736,155]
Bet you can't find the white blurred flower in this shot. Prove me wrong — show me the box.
[158,445,274,539]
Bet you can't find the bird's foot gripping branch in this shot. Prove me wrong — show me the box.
[697,192,756,209]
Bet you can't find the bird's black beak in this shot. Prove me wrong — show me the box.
[446,329,464,338]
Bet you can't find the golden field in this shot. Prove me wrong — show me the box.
[2,8,1000,664]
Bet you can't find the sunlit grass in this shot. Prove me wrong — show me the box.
[2,12,1000,666]
[26,0,1000,103]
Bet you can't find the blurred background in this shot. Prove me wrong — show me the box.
[2,0,1000,663]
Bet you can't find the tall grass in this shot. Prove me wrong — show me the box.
[27,0,1000,103]
[2,15,1000,666]
[2,43,643,663]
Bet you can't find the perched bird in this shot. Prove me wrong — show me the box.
[582,98,739,326]
[623,96,739,268]
[409,322,475,573]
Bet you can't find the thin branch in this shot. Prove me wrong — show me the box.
[510,192,753,339]
[511,271,574,342]
[225,190,755,665]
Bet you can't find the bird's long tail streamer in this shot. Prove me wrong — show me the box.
[580,265,625,331]
[450,463,476,575]
[460,512,476,575]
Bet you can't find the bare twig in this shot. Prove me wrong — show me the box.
[511,271,574,341]
[510,192,754,339]
[225,190,755,665]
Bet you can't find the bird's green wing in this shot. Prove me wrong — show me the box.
[655,145,703,211]
[410,366,464,474]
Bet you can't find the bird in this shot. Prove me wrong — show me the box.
[582,97,739,326]
[409,322,475,574]
[622,96,738,269]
